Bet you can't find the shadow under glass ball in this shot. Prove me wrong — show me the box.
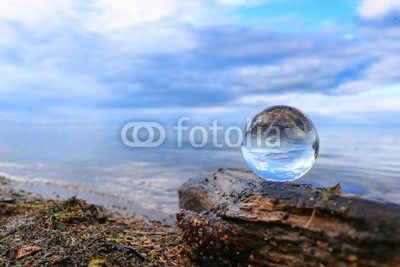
[242,105,319,182]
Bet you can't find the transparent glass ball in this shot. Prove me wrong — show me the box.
[242,105,319,181]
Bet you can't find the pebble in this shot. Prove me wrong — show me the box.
[0,196,15,203]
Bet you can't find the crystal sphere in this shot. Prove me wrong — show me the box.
[242,105,319,181]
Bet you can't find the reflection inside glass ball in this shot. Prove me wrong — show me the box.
[242,105,319,181]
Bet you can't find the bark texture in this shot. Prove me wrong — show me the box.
[177,169,400,266]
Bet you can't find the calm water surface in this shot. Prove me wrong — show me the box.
[0,124,399,216]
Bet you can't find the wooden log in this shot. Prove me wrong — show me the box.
[177,168,400,266]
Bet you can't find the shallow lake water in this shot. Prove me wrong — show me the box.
[0,124,399,217]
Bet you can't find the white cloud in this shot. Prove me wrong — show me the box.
[0,0,79,28]
[0,0,246,32]
[0,0,179,32]
[0,0,224,53]
[86,0,177,31]
[233,55,363,93]
[234,84,400,115]
[358,0,400,19]
[217,0,265,6]
[235,58,329,90]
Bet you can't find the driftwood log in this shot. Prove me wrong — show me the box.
[177,169,400,266]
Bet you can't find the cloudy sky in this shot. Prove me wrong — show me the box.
[0,0,399,125]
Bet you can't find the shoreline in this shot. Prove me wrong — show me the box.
[0,175,189,266]
[0,173,176,223]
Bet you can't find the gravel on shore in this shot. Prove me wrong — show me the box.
[0,176,190,266]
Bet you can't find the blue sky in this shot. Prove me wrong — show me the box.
[0,0,399,126]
